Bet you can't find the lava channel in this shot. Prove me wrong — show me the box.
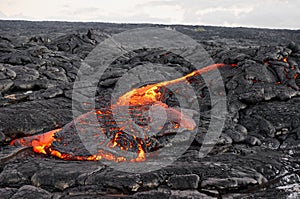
[11,63,229,162]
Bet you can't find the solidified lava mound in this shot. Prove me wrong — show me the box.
[0,20,300,198]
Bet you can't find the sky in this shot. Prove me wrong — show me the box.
[0,0,299,29]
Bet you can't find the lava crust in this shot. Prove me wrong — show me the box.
[0,20,300,198]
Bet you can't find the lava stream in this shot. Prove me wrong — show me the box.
[11,63,228,162]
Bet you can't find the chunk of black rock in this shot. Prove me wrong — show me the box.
[10,185,51,199]
[235,124,248,135]
[217,133,233,145]
[170,190,215,199]
[0,79,13,92]
[288,42,300,53]
[258,117,276,137]
[225,128,247,143]
[42,87,63,99]
[0,188,18,199]
[245,136,262,146]
[167,174,200,190]
[261,138,281,150]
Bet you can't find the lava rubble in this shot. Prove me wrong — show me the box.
[0,20,300,198]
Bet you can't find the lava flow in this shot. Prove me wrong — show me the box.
[116,63,226,106]
[11,63,228,162]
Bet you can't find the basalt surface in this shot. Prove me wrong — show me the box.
[0,20,300,198]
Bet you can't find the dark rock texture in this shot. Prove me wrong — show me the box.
[0,20,300,198]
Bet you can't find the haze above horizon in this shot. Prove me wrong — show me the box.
[0,0,299,30]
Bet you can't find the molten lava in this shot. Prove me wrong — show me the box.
[11,63,228,162]
[116,63,225,107]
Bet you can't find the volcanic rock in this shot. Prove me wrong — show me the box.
[167,174,200,189]
[10,185,51,199]
[0,20,299,198]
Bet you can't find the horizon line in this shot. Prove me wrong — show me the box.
[0,18,299,31]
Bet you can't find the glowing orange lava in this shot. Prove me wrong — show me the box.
[116,63,225,106]
[11,63,228,162]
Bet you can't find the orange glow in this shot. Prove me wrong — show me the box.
[31,129,61,154]
[116,63,225,106]
[10,129,61,151]
[11,63,229,162]
[283,57,288,63]
[131,143,146,162]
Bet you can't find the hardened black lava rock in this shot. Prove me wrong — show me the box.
[0,20,300,198]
